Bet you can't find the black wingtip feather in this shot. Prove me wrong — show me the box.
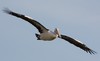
[3,8,21,18]
[3,8,11,14]
[83,47,97,54]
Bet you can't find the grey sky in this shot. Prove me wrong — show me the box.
[0,0,100,61]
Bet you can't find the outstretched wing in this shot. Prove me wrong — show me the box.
[3,8,49,33]
[60,34,96,54]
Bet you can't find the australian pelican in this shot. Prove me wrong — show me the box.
[3,8,96,54]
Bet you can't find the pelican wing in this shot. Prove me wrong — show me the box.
[60,34,96,54]
[3,8,49,33]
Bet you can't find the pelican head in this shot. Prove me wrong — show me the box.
[54,28,61,38]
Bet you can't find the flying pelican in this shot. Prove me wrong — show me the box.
[3,8,96,54]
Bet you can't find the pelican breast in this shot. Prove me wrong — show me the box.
[40,31,57,40]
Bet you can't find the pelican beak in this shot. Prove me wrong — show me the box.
[54,28,61,38]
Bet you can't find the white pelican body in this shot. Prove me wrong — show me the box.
[40,31,57,40]
[36,28,60,40]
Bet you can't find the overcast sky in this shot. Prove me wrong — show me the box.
[0,0,100,61]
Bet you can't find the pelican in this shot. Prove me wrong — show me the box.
[3,8,96,54]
